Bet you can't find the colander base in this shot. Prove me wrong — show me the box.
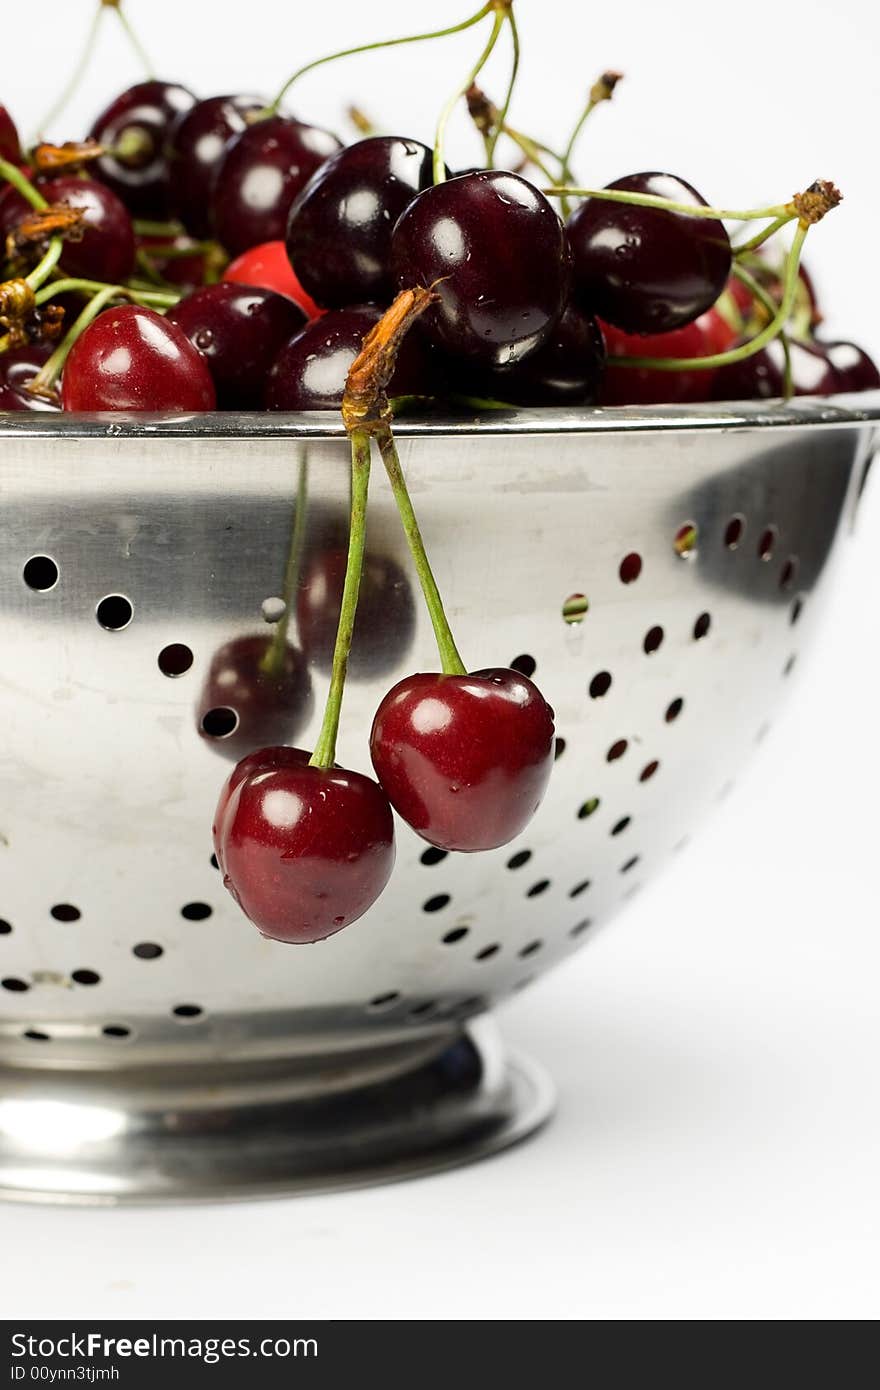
[0,1018,554,1205]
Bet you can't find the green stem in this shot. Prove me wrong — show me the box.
[732,214,792,257]
[609,224,809,373]
[434,10,506,184]
[112,2,155,78]
[309,432,372,769]
[266,3,493,117]
[502,126,558,184]
[261,448,309,678]
[544,185,793,222]
[25,240,64,291]
[376,425,466,676]
[0,159,48,211]
[31,2,105,139]
[33,277,179,309]
[132,218,186,238]
[27,284,119,397]
[485,6,519,165]
[732,261,793,395]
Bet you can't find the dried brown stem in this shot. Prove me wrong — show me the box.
[342,285,440,434]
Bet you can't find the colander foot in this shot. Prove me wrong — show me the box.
[0,1018,554,1204]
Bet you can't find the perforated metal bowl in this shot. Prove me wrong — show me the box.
[0,398,876,1203]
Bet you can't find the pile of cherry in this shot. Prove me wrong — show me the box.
[1,73,878,414]
[1,5,878,948]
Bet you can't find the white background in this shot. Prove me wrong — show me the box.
[2,0,879,1322]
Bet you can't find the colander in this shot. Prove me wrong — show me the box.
[0,397,876,1204]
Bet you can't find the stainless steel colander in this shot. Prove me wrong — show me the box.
[0,397,876,1203]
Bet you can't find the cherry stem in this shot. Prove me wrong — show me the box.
[485,6,520,165]
[27,283,119,397]
[376,424,467,676]
[132,218,186,238]
[32,277,179,309]
[0,159,49,212]
[31,1,106,140]
[502,126,558,184]
[609,223,809,373]
[732,214,792,257]
[433,9,506,184]
[25,240,65,291]
[309,431,372,770]
[544,185,794,223]
[731,261,793,396]
[110,1,156,79]
[265,3,494,117]
[261,447,309,678]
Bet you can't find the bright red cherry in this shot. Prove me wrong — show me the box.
[817,340,880,392]
[264,305,435,410]
[166,283,305,408]
[197,634,313,760]
[0,343,59,412]
[390,170,572,366]
[214,746,395,943]
[167,93,265,237]
[89,80,197,216]
[0,104,21,162]
[568,173,731,334]
[710,337,840,401]
[286,136,436,308]
[223,239,323,318]
[370,669,556,852]
[599,307,736,405]
[61,304,217,411]
[297,549,415,678]
[212,115,342,257]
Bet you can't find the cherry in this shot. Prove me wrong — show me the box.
[599,307,736,405]
[0,343,59,412]
[297,549,415,678]
[213,746,395,943]
[88,80,197,217]
[223,239,323,318]
[136,234,208,291]
[166,283,306,408]
[390,170,572,366]
[286,136,436,309]
[167,94,265,238]
[567,173,731,333]
[197,634,313,760]
[464,303,606,405]
[0,104,21,162]
[370,668,556,852]
[264,305,435,410]
[710,337,840,401]
[212,115,342,257]
[1,176,136,283]
[817,340,880,392]
[61,304,217,411]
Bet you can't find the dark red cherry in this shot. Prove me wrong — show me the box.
[568,172,731,334]
[599,308,736,405]
[213,115,342,257]
[286,136,436,309]
[390,170,572,366]
[264,305,434,410]
[0,104,22,162]
[167,93,265,238]
[297,549,415,678]
[817,340,880,392]
[710,337,840,402]
[465,303,606,405]
[214,746,395,943]
[167,283,305,408]
[136,234,208,291]
[223,239,323,317]
[0,343,59,412]
[197,634,313,760]
[88,80,197,217]
[37,177,135,282]
[370,668,556,852]
[61,304,217,411]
